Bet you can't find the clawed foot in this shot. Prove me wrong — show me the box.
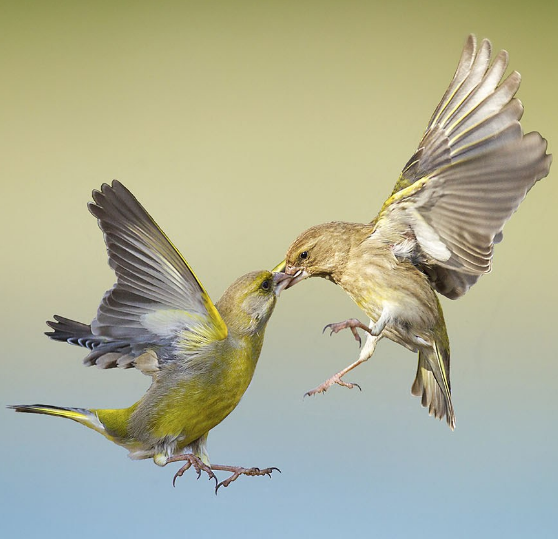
[323,318,370,348]
[166,454,280,493]
[165,453,218,488]
[311,318,378,399]
[304,373,361,397]
[211,464,281,493]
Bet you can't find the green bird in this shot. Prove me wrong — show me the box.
[10,181,292,491]
[280,35,552,429]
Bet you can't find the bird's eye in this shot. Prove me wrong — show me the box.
[261,279,270,291]
[300,251,308,260]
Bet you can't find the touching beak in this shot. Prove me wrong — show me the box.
[271,260,286,273]
[283,266,310,289]
[272,271,294,296]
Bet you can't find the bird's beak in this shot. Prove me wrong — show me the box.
[271,260,286,273]
[272,271,294,296]
[283,266,310,289]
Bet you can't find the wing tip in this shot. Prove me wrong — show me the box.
[464,33,476,54]
[88,179,139,223]
[479,36,492,58]
[90,179,129,205]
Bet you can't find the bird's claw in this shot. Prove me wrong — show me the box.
[304,373,362,397]
[166,454,280,492]
[214,466,280,494]
[167,453,218,488]
[323,319,365,348]
[351,327,362,348]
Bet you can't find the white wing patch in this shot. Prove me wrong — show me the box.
[373,36,551,300]
[408,208,451,261]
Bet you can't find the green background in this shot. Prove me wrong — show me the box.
[2,1,556,537]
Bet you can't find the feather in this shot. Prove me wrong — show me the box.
[46,181,228,372]
[374,36,552,299]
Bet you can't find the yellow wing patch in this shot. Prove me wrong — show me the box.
[375,176,430,225]
[148,212,228,342]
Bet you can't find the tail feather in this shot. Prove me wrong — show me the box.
[411,344,456,430]
[45,315,134,368]
[45,315,100,349]
[8,404,106,435]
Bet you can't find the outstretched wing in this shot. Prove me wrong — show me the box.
[374,35,552,299]
[65,180,227,371]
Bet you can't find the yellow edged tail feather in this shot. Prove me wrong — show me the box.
[8,404,107,435]
[411,344,455,430]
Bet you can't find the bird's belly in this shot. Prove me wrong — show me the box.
[150,356,255,447]
[341,261,439,347]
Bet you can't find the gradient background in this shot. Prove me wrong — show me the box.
[2,1,557,537]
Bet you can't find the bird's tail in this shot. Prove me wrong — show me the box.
[8,403,135,441]
[45,315,101,348]
[411,340,456,430]
[45,315,133,368]
[8,404,107,435]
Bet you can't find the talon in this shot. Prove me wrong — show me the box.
[166,453,216,488]
[304,373,363,397]
[350,327,362,348]
[172,460,192,487]
[173,467,185,488]
[211,465,280,493]
[336,379,361,391]
[215,481,226,494]
[322,318,370,342]
[209,474,218,489]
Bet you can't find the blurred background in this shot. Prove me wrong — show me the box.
[1,1,556,537]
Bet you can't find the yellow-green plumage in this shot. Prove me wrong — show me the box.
[10,181,291,484]
[90,274,272,460]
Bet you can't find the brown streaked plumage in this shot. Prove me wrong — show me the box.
[282,35,552,429]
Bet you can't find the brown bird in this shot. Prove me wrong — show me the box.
[280,35,552,429]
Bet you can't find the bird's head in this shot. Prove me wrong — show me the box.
[281,222,354,287]
[217,270,292,335]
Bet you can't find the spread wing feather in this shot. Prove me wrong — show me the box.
[375,35,552,299]
[47,181,227,372]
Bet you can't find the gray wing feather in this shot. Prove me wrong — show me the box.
[50,180,225,370]
[417,132,551,276]
[88,182,207,326]
[382,35,552,299]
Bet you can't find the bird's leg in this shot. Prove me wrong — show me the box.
[305,331,380,397]
[323,318,371,347]
[210,463,281,493]
[367,308,390,336]
[165,453,218,488]
[323,310,389,347]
